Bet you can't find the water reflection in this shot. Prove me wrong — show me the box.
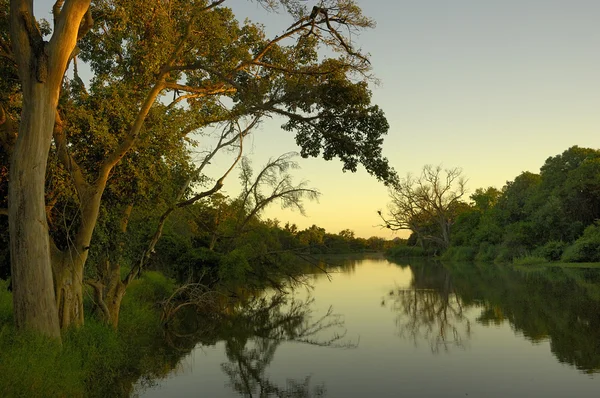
[450,263,600,373]
[384,262,471,353]
[165,294,352,397]
[386,260,600,373]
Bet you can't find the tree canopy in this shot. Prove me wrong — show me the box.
[0,0,395,337]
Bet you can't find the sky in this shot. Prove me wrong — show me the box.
[216,0,600,239]
[34,1,600,239]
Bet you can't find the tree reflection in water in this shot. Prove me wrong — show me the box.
[383,263,471,353]
[167,293,354,397]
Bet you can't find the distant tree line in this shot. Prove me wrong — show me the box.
[384,146,600,263]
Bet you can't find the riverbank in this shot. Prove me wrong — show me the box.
[0,272,181,397]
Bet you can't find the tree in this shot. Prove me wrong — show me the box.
[380,165,467,249]
[470,187,501,212]
[232,153,320,240]
[2,0,91,339]
[1,0,394,337]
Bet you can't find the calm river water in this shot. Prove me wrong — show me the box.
[136,256,600,397]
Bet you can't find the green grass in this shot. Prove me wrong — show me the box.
[0,272,177,397]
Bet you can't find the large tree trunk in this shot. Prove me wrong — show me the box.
[8,0,91,339]
[9,84,61,339]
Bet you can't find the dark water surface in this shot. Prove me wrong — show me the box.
[137,257,600,397]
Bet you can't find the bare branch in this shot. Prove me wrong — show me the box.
[381,164,467,248]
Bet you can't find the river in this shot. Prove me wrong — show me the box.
[136,256,600,397]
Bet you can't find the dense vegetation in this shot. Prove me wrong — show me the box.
[385,146,600,264]
[0,0,397,338]
[0,1,403,393]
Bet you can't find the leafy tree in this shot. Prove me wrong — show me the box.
[0,0,394,336]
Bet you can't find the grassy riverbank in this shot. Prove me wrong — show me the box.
[0,272,178,397]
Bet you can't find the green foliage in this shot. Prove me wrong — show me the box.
[443,146,600,263]
[386,244,429,258]
[172,247,222,282]
[219,248,253,285]
[441,246,477,262]
[0,328,83,397]
[470,187,501,211]
[474,243,499,263]
[562,223,600,263]
[0,271,177,397]
[536,240,567,262]
[124,271,176,305]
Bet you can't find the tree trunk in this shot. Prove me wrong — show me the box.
[89,257,126,328]
[51,248,84,329]
[9,84,61,339]
[9,0,91,339]
[105,282,126,328]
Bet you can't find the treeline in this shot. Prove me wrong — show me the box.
[136,199,400,288]
[386,146,600,263]
[0,161,398,292]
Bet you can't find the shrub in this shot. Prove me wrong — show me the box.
[475,243,498,262]
[386,245,428,258]
[562,223,600,262]
[441,246,477,262]
[218,247,252,285]
[536,240,566,261]
[126,271,176,304]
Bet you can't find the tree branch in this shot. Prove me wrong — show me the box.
[128,116,254,285]
[53,111,90,195]
[163,81,236,96]
[98,80,166,181]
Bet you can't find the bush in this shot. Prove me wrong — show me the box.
[386,245,428,258]
[126,271,175,304]
[218,247,252,285]
[562,223,600,262]
[441,246,477,262]
[474,243,498,262]
[536,240,567,261]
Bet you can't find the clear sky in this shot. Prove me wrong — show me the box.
[34,1,600,239]
[214,0,600,239]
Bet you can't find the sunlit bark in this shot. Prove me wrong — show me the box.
[8,0,90,338]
